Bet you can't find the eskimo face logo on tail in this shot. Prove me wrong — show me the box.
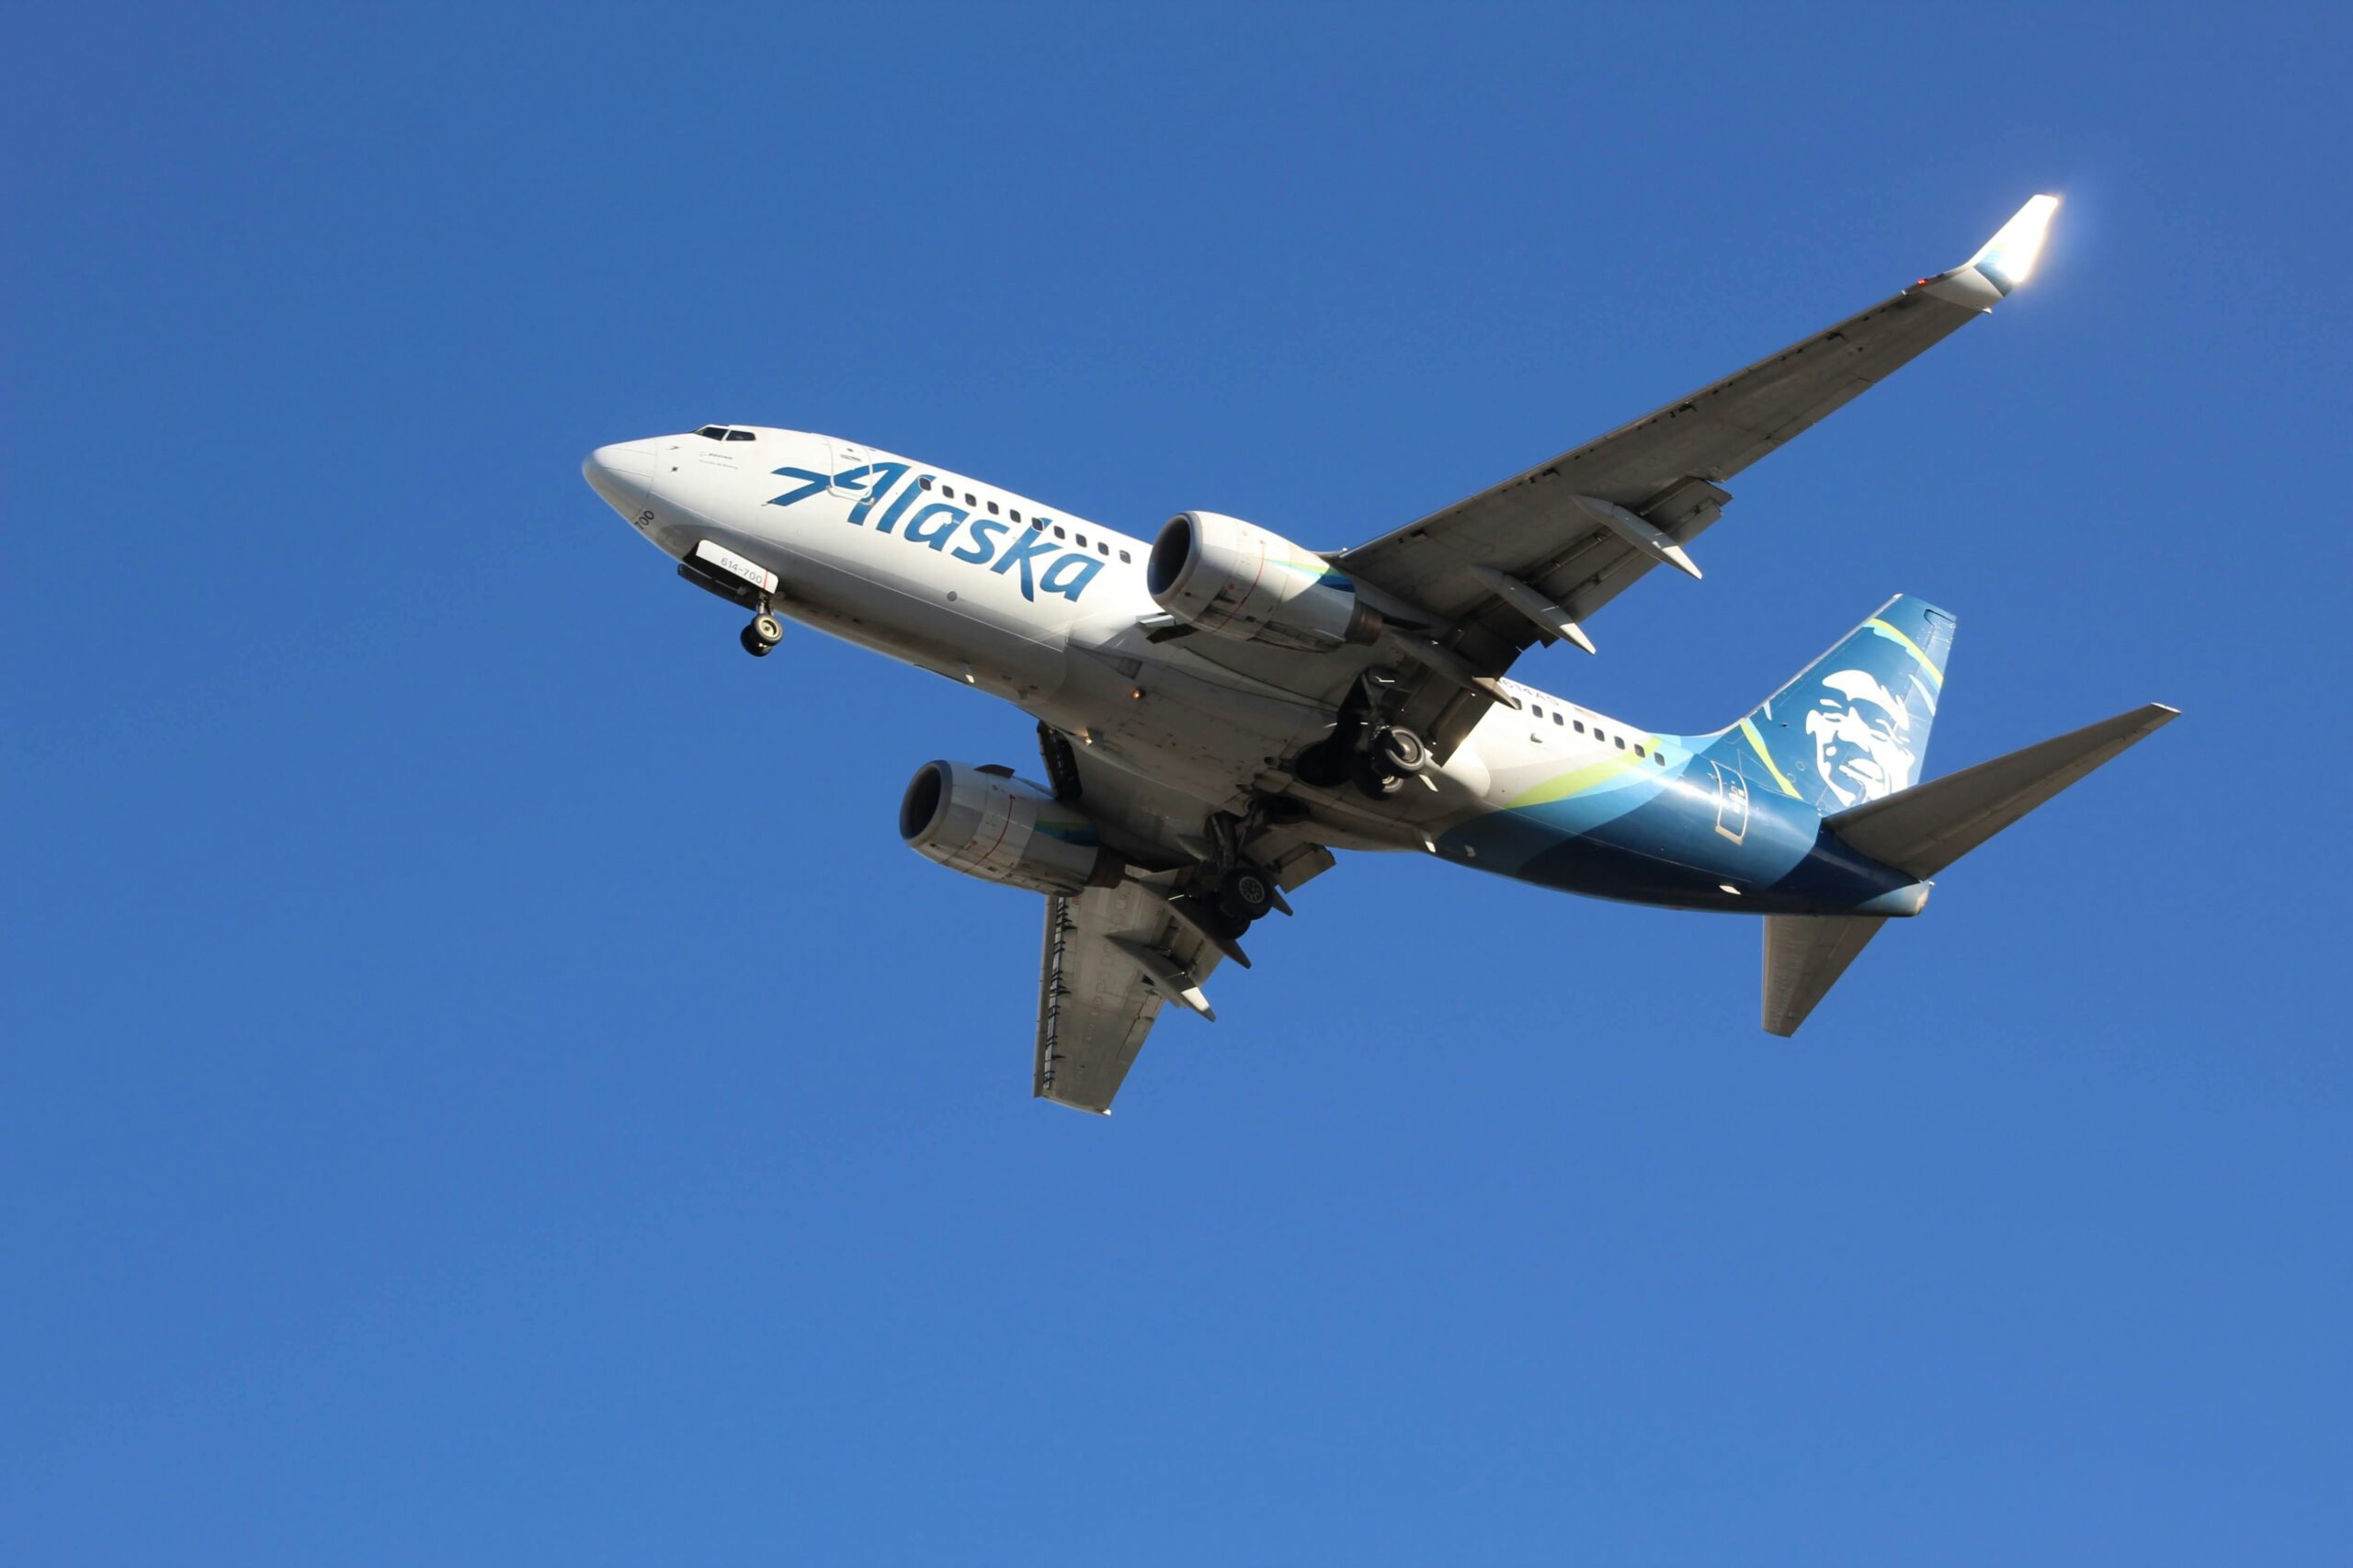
[767,464,1105,604]
[1804,668,1922,808]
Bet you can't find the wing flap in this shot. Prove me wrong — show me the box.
[1034,881,1225,1114]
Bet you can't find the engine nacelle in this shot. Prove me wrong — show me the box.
[1145,510,1384,651]
[898,760,1124,895]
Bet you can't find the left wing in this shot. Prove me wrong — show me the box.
[1035,880,1224,1114]
[1334,196,2060,757]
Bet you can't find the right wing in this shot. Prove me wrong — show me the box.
[1035,879,1224,1115]
[1027,727,1338,1114]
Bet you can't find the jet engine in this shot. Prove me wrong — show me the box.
[1145,510,1385,650]
[899,760,1125,895]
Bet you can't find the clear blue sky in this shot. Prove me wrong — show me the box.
[6,5,2347,1561]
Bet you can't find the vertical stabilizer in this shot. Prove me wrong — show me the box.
[1709,594,1957,813]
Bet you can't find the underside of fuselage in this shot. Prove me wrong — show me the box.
[1414,708,1927,915]
[1438,791,1929,915]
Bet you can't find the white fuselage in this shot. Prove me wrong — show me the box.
[585,427,1678,859]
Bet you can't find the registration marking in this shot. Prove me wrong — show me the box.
[694,539,778,594]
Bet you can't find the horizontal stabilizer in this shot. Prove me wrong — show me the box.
[1763,915,1888,1037]
[1827,703,2178,879]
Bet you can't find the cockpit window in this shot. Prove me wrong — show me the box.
[698,426,728,440]
[724,429,756,442]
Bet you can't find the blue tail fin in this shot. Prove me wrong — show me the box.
[1708,595,1957,813]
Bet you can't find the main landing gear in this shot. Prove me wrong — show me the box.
[1180,807,1290,948]
[1214,864,1275,927]
[1289,665,1432,801]
[1292,690,1429,801]
[739,610,785,658]
[1348,724,1427,799]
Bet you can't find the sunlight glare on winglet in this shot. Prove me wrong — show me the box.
[1922,193,2060,310]
[1969,193,2061,291]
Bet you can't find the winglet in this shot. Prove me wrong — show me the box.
[1921,194,2061,310]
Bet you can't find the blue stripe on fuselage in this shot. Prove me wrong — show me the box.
[1438,749,1925,915]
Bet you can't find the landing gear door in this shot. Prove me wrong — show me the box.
[1708,760,1751,846]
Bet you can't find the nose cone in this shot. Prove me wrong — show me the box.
[584,440,659,517]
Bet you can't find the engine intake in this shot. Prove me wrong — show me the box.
[1146,510,1383,650]
[899,761,1124,895]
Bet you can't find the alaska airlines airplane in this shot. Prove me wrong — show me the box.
[585,195,2173,1113]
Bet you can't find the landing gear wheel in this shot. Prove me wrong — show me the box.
[1375,726,1427,775]
[749,611,785,647]
[739,623,774,657]
[1214,866,1275,927]
[1350,752,1405,801]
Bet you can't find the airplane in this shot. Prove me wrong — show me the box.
[583,194,2175,1115]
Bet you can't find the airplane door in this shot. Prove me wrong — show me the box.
[1708,760,1751,845]
[825,438,875,497]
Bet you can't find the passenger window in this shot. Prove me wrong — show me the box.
[987,500,1000,515]
[1654,752,1666,767]
[1075,533,1087,547]
[1633,744,1645,757]
[1119,550,1131,562]
[1531,705,1544,719]
[919,476,934,491]
[1098,542,1110,555]
[963,492,976,506]
[1052,527,1066,540]
[1010,509,1021,522]
[1552,712,1564,726]
[1574,721,1586,734]
[1030,519,1046,532]
[1614,736,1626,750]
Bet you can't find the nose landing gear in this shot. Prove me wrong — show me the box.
[739,610,785,658]
[674,540,788,660]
